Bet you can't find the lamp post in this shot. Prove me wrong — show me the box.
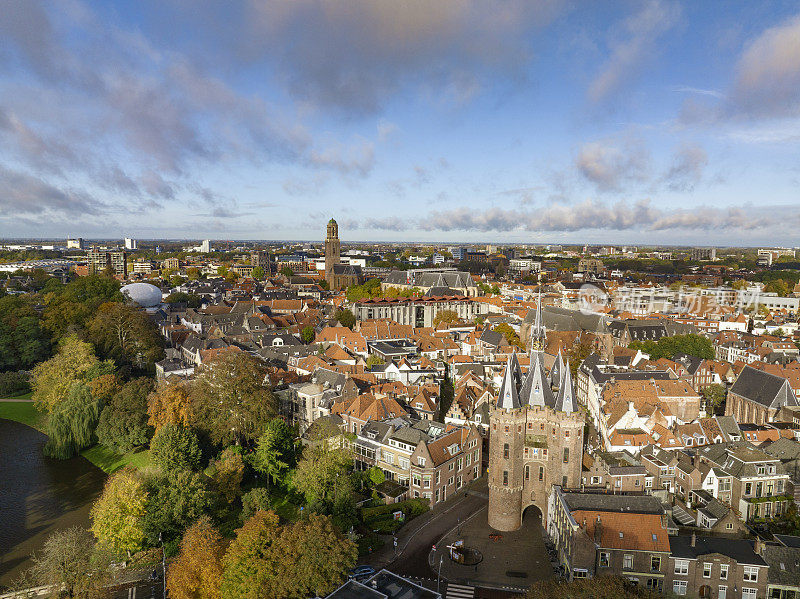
[159,533,166,599]
[436,555,444,594]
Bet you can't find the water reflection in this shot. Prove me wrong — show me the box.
[0,418,106,589]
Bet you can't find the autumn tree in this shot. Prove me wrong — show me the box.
[192,351,277,446]
[91,469,148,557]
[147,379,194,430]
[221,510,282,599]
[150,423,202,472]
[95,377,154,452]
[334,309,355,329]
[494,323,524,350]
[41,275,123,341]
[31,336,102,413]
[251,266,265,280]
[88,302,164,369]
[28,526,112,599]
[527,575,656,599]
[432,309,459,327]
[566,339,595,378]
[251,419,296,488]
[211,447,245,503]
[271,514,357,599]
[166,517,225,599]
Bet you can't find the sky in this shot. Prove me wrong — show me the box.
[1,0,800,245]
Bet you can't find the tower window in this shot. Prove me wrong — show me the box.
[539,466,544,481]
[503,443,509,459]
[525,465,530,481]
[563,448,570,463]
[503,471,509,486]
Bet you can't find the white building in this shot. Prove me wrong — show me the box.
[124,237,138,250]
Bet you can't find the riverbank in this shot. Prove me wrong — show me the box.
[0,400,151,474]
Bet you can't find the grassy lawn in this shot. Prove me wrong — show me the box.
[0,398,151,474]
[0,398,43,430]
[80,445,151,474]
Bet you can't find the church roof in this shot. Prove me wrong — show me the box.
[497,353,523,410]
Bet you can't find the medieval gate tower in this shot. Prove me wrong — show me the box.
[487,297,585,531]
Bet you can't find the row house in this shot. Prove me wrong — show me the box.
[667,535,768,599]
[581,451,652,493]
[546,487,671,588]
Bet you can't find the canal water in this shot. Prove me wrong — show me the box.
[0,418,106,590]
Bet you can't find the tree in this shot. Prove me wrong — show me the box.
[240,488,271,523]
[334,309,355,329]
[629,333,714,361]
[432,309,459,327]
[142,469,215,545]
[150,423,203,472]
[0,295,51,371]
[88,302,164,369]
[28,526,111,599]
[270,514,357,599]
[291,442,353,508]
[566,339,594,378]
[280,266,294,277]
[702,384,727,415]
[31,336,101,413]
[166,517,225,599]
[527,576,656,599]
[95,378,154,452]
[91,469,148,557]
[43,382,103,459]
[251,419,296,488]
[211,447,245,503]
[764,278,790,297]
[42,275,122,341]
[367,466,385,487]
[301,325,315,344]
[147,379,195,431]
[494,323,524,350]
[192,351,277,446]
[365,354,384,369]
[186,267,201,281]
[251,266,265,280]
[221,510,282,599]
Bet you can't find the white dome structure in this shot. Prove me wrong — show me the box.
[121,282,163,308]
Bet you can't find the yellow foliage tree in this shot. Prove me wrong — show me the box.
[147,379,194,431]
[90,468,148,556]
[31,336,100,412]
[166,516,225,599]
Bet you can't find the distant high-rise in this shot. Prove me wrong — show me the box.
[690,247,716,261]
[67,238,84,250]
[87,247,127,278]
[200,239,211,253]
[124,237,137,250]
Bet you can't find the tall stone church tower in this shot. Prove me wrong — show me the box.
[325,218,341,282]
[488,295,584,531]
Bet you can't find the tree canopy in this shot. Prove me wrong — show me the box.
[91,469,148,556]
[629,333,714,361]
[167,517,225,599]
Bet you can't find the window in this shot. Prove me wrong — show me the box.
[745,482,752,496]
[503,443,509,459]
[436,471,440,484]
[563,448,569,463]
[503,470,508,486]
[673,581,687,596]
[725,523,733,530]
[448,463,454,471]
[539,466,544,481]
[422,476,431,489]
[412,475,421,487]
[651,556,661,572]
[435,489,440,503]
[448,476,454,486]
[703,563,712,578]
[624,555,633,570]
[457,458,463,471]
[573,569,588,579]
[719,565,728,580]
[674,559,689,575]
[599,552,610,568]
[742,589,757,599]
[418,457,426,466]
[743,566,759,582]
[525,465,530,481]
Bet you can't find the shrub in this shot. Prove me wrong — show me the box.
[0,370,30,397]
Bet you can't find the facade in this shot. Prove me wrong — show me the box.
[488,300,584,530]
[87,247,127,278]
[667,535,768,599]
[353,296,478,328]
[727,366,798,425]
[67,237,84,249]
[325,218,362,290]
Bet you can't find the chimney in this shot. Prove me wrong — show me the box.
[690,532,696,548]
[754,538,765,556]
[628,401,635,412]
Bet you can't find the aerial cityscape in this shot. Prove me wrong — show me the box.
[2,2,800,599]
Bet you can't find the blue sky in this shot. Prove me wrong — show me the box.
[1,1,800,245]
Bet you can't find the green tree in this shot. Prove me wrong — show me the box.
[251,266,265,280]
[291,442,353,508]
[221,510,282,599]
[367,466,385,487]
[629,333,714,361]
[251,419,296,488]
[91,469,148,557]
[43,381,103,459]
[192,351,277,446]
[702,384,727,415]
[494,323,524,350]
[212,447,245,503]
[151,423,203,472]
[142,469,215,545]
[301,326,315,344]
[42,275,122,341]
[95,378,155,452]
[365,354,384,369]
[240,488,272,523]
[280,266,294,277]
[334,309,355,329]
[764,278,790,297]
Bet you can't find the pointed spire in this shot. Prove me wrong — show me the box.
[551,347,564,388]
[497,353,522,410]
[555,359,577,413]
[530,289,546,352]
[520,350,555,408]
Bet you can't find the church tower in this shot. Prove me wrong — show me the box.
[325,218,341,286]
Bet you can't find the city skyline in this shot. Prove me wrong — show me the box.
[2,1,800,243]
